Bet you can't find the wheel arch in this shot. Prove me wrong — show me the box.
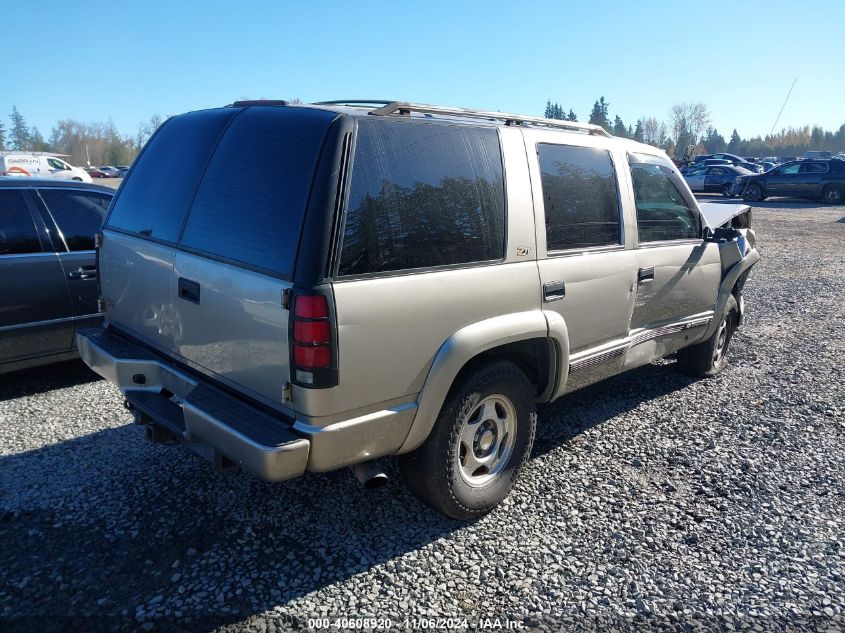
[396,310,569,454]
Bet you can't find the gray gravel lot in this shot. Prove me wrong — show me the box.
[1,199,843,632]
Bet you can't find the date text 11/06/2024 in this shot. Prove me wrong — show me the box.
[307,617,525,629]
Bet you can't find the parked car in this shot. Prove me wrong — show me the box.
[733,159,845,203]
[680,159,731,175]
[0,153,93,182]
[801,151,832,160]
[75,100,759,518]
[756,161,776,172]
[116,165,131,177]
[684,164,754,196]
[696,153,762,173]
[98,166,122,178]
[85,166,107,178]
[0,179,113,373]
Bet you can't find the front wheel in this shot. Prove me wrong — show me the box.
[676,295,738,378]
[399,361,536,520]
[822,185,843,204]
[742,183,763,201]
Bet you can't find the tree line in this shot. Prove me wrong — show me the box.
[0,106,165,166]
[545,97,845,158]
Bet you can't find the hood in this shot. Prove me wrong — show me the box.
[698,202,752,229]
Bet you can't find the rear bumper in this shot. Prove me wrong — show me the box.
[76,327,309,482]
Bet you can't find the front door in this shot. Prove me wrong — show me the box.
[0,188,74,364]
[524,131,638,394]
[766,162,801,195]
[625,153,722,369]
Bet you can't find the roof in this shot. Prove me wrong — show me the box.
[0,177,115,194]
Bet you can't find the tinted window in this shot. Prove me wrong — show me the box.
[107,109,235,242]
[779,163,800,175]
[538,144,621,250]
[181,107,335,276]
[339,119,505,276]
[0,190,40,255]
[800,162,828,173]
[38,189,111,251]
[629,154,700,242]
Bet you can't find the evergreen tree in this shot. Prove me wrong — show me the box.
[728,129,741,153]
[633,119,644,143]
[29,127,51,152]
[544,100,554,119]
[9,106,31,151]
[0,121,5,149]
[567,109,577,122]
[588,97,610,131]
[612,115,627,137]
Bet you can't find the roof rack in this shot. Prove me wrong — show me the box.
[368,101,612,137]
[313,100,395,107]
[229,99,289,107]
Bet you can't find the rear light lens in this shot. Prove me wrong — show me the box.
[290,293,335,383]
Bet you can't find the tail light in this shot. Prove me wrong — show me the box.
[289,293,338,388]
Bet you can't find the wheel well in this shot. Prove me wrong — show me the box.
[451,338,553,401]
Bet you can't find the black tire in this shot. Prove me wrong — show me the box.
[399,361,536,520]
[676,294,738,378]
[72,177,82,181]
[742,183,763,202]
[822,185,843,204]
[721,183,733,198]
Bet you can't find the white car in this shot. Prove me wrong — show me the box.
[0,153,92,183]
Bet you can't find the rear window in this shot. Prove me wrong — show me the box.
[106,108,236,242]
[338,119,505,276]
[180,107,335,276]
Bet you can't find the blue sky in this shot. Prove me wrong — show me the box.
[4,0,844,140]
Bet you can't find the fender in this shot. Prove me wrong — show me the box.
[396,310,570,454]
[702,246,760,339]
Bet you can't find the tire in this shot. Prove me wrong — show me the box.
[676,294,738,378]
[822,185,843,204]
[398,361,536,520]
[72,177,82,181]
[721,183,733,198]
[742,183,763,201]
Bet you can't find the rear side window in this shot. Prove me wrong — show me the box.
[339,119,505,276]
[0,190,40,255]
[629,153,700,242]
[180,107,335,276]
[537,143,621,250]
[106,109,235,242]
[800,162,828,173]
[38,189,111,251]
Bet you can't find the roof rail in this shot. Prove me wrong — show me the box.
[0,150,70,157]
[313,100,395,107]
[229,99,289,107]
[369,101,612,137]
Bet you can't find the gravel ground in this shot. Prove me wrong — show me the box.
[1,199,843,632]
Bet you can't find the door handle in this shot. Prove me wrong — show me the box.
[638,266,655,284]
[543,280,566,301]
[178,277,201,304]
[67,266,97,280]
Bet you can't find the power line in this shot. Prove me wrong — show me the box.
[769,78,797,137]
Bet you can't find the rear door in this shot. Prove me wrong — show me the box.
[100,108,237,355]
[524,130,638,392]
[0,188,74,363]
[173,106,337,407]
[34,187,112,331]
[797,161,828,197]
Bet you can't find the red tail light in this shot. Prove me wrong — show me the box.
[290,293,336,386]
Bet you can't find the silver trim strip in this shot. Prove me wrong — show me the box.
[0,313,103,333]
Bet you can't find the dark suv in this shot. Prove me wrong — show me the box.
[0,179,113,373]
[733,159,845,203]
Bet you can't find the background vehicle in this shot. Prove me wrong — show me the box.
[684,164,753,196]
[733,159,845,203]
[85,166,107,178]
[76,100,759,519]
[0,153,93,182]
[98,166,122,178]
[680,159,731,174]
[756,161,776,172]
[695,153,762,173]
[0,179,113,373]
[801,151,832,160]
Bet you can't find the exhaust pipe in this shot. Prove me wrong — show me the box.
[351,461,389,489]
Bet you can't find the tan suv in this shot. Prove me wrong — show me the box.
[77,100,759,519]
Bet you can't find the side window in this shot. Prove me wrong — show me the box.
[38,189,111,251]
[339,120,506,276]
[629,154,700,243]
[800,162,828,174]
[537,143,621,250]
[47,158,68,171]
[0,190,41,255]
[779,163,800,175]
[106,108,235,243]
[181,107,335,276]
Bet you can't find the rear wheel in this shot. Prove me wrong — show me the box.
[72,177,82,181]
[742,183,763,201]
[822,185,843,204]
[399,361,536,520]
[676,295,738,378]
